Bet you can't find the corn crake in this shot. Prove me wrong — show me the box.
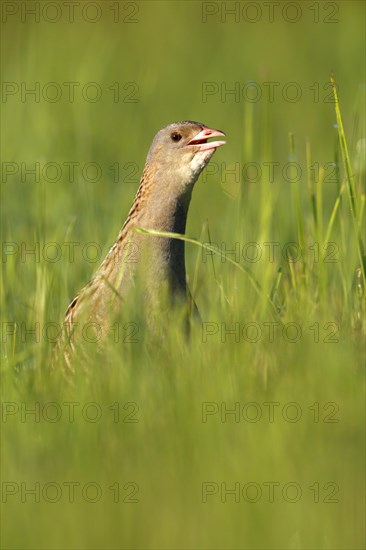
[53,121,226,372]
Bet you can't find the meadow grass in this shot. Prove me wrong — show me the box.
[1,2,365,548]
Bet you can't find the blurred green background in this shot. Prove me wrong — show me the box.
[1,1,365,548]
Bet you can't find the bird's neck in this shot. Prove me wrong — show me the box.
[122,167,195,296]
[141,185,192,293]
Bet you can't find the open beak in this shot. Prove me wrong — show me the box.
[187,127,226,152]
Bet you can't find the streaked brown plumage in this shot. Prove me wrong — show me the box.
[55,121,226,371]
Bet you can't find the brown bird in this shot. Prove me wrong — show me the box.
[56,121,226,371]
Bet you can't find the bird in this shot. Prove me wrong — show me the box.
[54,121,226,372]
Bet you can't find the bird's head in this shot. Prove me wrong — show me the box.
[146,121,226,193]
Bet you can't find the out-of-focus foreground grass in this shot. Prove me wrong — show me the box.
[1,1,365,548]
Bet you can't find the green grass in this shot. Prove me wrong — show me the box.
[1,2,365,548]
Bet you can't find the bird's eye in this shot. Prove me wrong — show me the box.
[171,132,182,142]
